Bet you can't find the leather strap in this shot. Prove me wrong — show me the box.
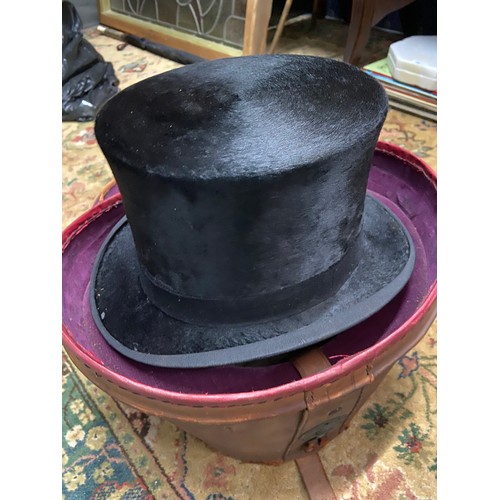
[292,349,337,500]
[296,453,337,500]
[293,349,332,378]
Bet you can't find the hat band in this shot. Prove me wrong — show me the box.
[138,236,362,327]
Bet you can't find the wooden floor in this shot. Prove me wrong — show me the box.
[269,17,402,66]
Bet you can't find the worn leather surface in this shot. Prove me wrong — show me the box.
[65,296,435,463]
[296,452,337,500]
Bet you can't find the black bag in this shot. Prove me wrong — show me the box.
[62,1,119,121]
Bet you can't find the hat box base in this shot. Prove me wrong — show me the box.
[62,142,436,463]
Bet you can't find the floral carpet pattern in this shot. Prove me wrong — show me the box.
[62,26,437,499]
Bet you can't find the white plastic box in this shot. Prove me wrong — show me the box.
[387,35,437,91]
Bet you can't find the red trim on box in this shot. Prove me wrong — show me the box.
[62,142,437,407]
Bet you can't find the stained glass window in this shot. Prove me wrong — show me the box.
[109,0,247,48]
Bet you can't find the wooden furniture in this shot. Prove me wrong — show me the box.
[343,0,414,65]
[271,0,416,66]
[98,0,414,65]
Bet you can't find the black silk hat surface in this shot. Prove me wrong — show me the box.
[91,54,415,368]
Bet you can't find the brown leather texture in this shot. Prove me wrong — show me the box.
[296,453,337,500]
[68,298,436,463]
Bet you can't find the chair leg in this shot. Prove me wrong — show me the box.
[311,0,327,29]
[343,0,376,66]
[268,0,294,54]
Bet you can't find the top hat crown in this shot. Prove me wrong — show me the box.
[91,55,415,368]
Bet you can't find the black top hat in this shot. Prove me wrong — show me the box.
[91,55,415,368]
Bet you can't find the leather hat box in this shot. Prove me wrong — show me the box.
[63,141,436,463]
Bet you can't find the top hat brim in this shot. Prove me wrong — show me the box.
[90,193,415,368]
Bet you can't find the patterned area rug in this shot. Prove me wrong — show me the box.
[62,25,437,500]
